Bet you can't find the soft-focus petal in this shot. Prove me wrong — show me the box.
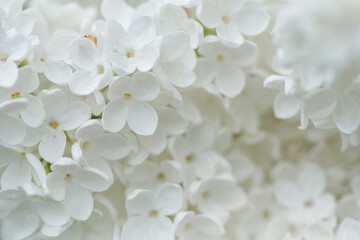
[21,95,46,128]
[156,184,183,216]
[64,183,93,221]
[3,202,39,240]
[39,130,66,163]
[0,115,26,145]
[1,160,31,190]
[75,168,111,192]
[70,38,97,70]
[58,101,90,131]
[102,99,127,133]
[127,100,158,136]
[128,17,156,49]
[0,60,18,88]
[69,70,100,96]
[333,95,360,134]
[92,133,131,160]
[234,6,270,36]
[37,199,68,226]
[161,32,190,62]
[215,64,245,97]
[44,60,72,85]
[273,92,302,119]
[131,72,160,101]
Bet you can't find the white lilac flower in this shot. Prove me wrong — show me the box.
[121,183,183,240]
[46,157,111,220]
[38,89,91,163]
[195,36,257,97]
[69,35,112,95]
[102,72,160,136]
[174,211,225,240]
[0,184,69,240]
[0,66,45,128]
[107,16,159,76]
[0,98,28,145]
[197,0,270,47]
[0,145,46,190]
[73,119,131,179]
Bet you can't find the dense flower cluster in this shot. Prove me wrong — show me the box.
[0,0,360,239]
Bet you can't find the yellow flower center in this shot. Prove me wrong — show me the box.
[84,34,97,46]
[123,93,133,100]
[49,121,59,129]
[11,92,21,99]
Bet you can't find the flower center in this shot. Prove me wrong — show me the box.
[185,154,194,163]
[201,191,210,199]
[304,200,313,208]
[157,172,165,180]
[11,92,21,99]
[149,210,158,218]
[262,210,271,219]
[49,121,59,129]
[84,34,97,46]
[222,15,230,24]
[125,49,134,58]
[65,173,72,182]
[123,93,133,100]
[216,54,225,62]
[97,64,105,74]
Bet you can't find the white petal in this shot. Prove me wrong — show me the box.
[75,168,111,192]
[0,60,18,88]
[46,173,66,201]
[298,163,325,198]
[161,31,190,62]
[234,6,270,36]
[37,199,68,226]
[58,101,90,131]
[187,122,215,152]
[26,152,46,187]
[161,62,196,88]
[121,216,151,240]
[102,99,127,133]
[0,115,26,145]
[333,95,360,134]
[126,189,154,215]
[21,95,46,128]
[3,202,39,240]
[127,100,158,136]
[215,64,245,97]
[39,130,66,163]
[101,0,133,26]
[38,89,67,119]
[134,43,159,72]
[193,215,225,236]
[111,52,136,76]
[75,119,103,140]
[14,11,34,35]
[131,72,160,101]
[274,180,303,207]
[92,133,131,160]
[273,92,302,119]
[303,89,337,120]
[16,65,39,94]
[228,40,258,66]
[1,160,31,190]
[69,38,97,70]
[156,184,183,216]
[138,130,167,155]
[197,0,221,28]
[128,17,156,49]
[217,22,244,47]
[158,108,187,135]
[69,70,100,96]
[44,60,72,85]
[64,183,93,221]
[149,217,175,240]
